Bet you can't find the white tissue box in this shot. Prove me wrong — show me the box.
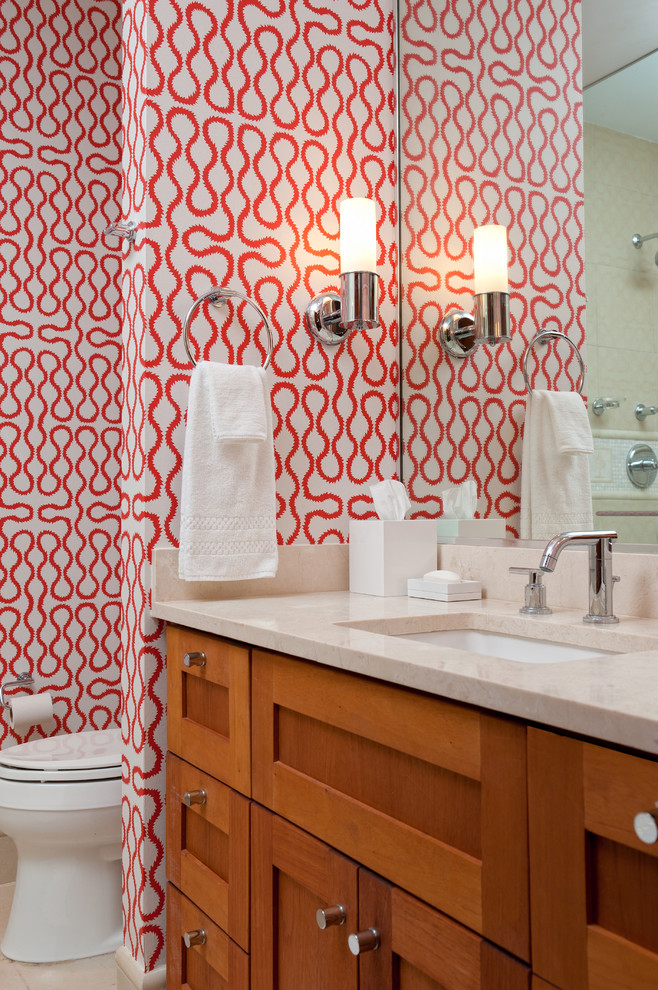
[349,520,437,597]
[435,518,507,542]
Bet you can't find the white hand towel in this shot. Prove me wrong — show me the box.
[520,390,593,540]
[178,361,278,581]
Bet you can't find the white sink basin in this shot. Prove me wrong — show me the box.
[395,628,616,664]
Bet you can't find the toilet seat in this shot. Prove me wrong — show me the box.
[0,727,121,783]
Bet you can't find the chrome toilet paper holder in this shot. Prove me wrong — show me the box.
[0,673,35,710]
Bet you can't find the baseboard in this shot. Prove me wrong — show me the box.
[115,945,166,990]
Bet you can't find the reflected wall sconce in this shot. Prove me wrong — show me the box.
[438,224,511,359]
[305,198,380,346]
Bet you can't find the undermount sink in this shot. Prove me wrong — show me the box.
[340,615,621,664]
[394,627,617,664]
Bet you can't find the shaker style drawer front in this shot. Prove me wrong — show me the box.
[167,883,249,990]
[166,625,251,795]
[251,650,529,961]
[360,871,530,990]
[166,753,250,951]
[529,728,658,990]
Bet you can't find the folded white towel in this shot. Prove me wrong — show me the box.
[178,361,278,581]
[206,363,268,442]
[543,390,594,455]
[520,390,593,540]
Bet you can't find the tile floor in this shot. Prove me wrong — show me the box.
[0,883,117,989]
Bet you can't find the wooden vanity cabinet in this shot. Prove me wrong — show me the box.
[167,624,658,990]
[251,648,530,963]
[528,728,658,990]
[251,803,529,990]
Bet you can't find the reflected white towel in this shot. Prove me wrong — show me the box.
[520,390,593,540]
[178,361,278,581]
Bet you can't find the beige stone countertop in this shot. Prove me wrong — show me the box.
[151,547,658,756]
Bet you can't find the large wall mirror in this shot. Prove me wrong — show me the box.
[399,0,658,549]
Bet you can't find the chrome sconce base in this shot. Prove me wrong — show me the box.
[438,291,510,359]
[306,272,379,346]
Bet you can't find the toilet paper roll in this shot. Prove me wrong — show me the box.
[8,692,54,733]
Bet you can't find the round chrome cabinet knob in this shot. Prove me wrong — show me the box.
[183,928,206,948]
[347,928,380,955]
[183,789,207,807]
[316,904,346,930]
[633,811,658,844]
[183,651,206,668]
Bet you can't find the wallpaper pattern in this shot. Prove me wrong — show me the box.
[120,0,398,968]
[400,0,585,533]
[0,0,123,746]
[1,0,585,973]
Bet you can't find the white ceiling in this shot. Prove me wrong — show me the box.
[582,0,658,86]
[582,0,658,142]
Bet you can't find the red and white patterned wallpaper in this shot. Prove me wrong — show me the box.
[120,0,398,970]
[0,0,123,746]
[1,0,585,974]
[400,0,585,534]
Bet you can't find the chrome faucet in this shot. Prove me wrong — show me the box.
[539,531,620,624]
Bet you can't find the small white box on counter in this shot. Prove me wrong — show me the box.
[407,577,481,602]
[349,519,437,596]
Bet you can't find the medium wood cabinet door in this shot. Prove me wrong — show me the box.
[528,728,658,990]
[166,884,249,990]
[167,625,251,796]
[252,649,529,960]
[251,803,359,990]
[356,870,530,990]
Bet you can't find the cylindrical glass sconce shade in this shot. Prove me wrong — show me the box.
[340,198,377,274]
[473,224,509,295]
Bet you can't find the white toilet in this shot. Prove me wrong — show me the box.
[0,727,122,963]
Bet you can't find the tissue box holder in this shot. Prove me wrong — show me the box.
[349,520,437,596]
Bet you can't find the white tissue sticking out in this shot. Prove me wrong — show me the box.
[423,569,461,583]
[369,479,411,521]
[439,479,477,519]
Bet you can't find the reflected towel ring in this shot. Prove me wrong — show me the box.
[522,330,585,394]
[183,286,274,370]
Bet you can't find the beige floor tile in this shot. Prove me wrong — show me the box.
[12,952,116,990]
[0,957,30,990]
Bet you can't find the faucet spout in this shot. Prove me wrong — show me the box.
[540,530,618,573]
[539,531,620,624]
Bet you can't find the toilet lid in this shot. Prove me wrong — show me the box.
[0,728,122,782]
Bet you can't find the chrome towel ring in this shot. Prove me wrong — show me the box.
[183,286,274,370]
[522,330,585,394]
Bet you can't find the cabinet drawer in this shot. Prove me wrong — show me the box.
[167,625,251,795]
[166,883,249,990]
[252,650,529,961]
[166,753,250,951]
[529,729,658,990]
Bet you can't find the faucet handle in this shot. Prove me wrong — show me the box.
[509,567,552,616]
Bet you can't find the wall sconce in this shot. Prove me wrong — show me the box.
[305,198,380,346]
[438,224,511,359]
